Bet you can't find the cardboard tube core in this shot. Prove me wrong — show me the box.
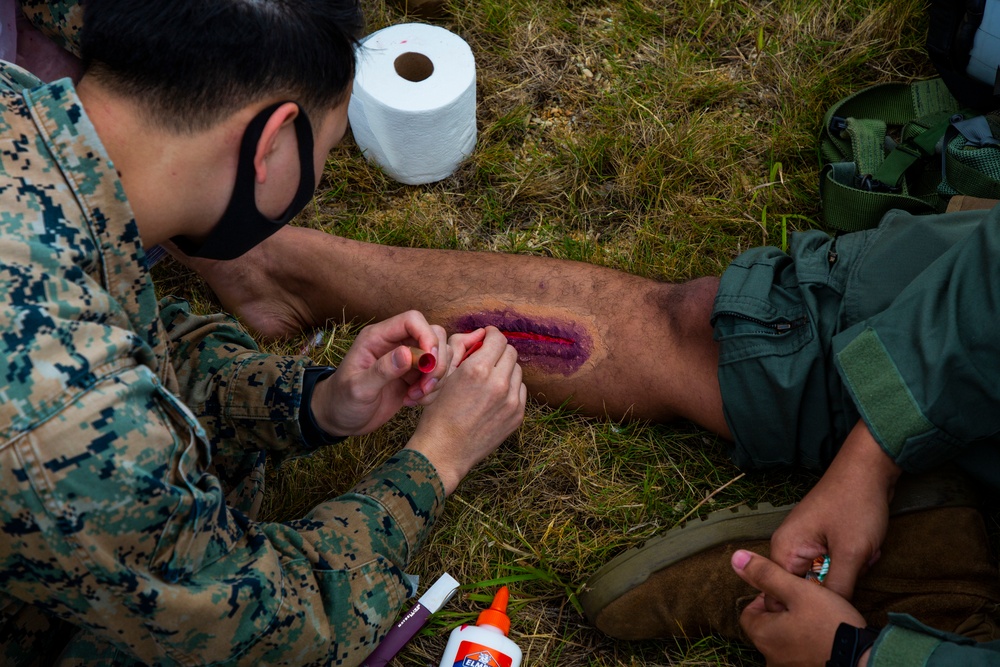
[394,52,434,82]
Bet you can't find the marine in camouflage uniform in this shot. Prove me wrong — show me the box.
[0,58,446,667]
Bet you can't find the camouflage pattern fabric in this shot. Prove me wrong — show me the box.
[0,63,445,666]
[17,0,82,57]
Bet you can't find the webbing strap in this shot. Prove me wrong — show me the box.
[944,153,1000,197]
[819,78,961,231]
[873,114,956,187]
[843,118,888,176]
[821,81,956,167]
[909,78,959,117]
[939,116,1000,197]
[821,162,937,233]
[822,79,955,133]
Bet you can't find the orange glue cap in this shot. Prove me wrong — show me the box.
[476,586,511,635]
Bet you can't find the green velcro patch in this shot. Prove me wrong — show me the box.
[871,625,940,667]
[836,328,933,457]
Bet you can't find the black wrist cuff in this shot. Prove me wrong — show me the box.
[827,622,880,667]
[299,366,347,449]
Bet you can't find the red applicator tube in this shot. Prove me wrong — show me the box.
[407,346,437,373]
[457,340,483,367]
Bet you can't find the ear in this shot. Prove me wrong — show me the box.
[252,102,301,185]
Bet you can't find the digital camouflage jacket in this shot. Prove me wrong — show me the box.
[0,63,444,666]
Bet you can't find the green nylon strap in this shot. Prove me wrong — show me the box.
[821,80,957,169]
[873,113,956,187]
[823,83,915,130]
[844,117,888,176]
[821,132,852,165]
[939,116,1000,197]
[909,77,959,117]
[819,78,960,231]
[822,79,956,135]
[821,163,936,232]
[944,147,1000,198]
[873,143,923,188]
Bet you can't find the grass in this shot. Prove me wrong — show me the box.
[158,0,940,664]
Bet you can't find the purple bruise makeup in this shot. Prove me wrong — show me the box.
[451,310,593,375]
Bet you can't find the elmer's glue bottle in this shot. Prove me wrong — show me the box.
[438,586,522,667]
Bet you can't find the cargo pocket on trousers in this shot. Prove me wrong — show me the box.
[712,304,812,364]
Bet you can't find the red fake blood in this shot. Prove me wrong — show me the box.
[458,331,574,367]
[500,330,574,345]
[452,312,590,375]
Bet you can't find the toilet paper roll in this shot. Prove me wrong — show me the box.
[348,23,477,185]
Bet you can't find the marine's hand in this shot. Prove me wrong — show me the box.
[310,311,450,436]
[399,327,489,407]
[770,420,901,600]
[405,327,526,495]
[734,550,870,667]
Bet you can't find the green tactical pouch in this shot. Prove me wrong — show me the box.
[819,78,1000,232]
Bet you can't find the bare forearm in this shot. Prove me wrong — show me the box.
[828,420,903,502]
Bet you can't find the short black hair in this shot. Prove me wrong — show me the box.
[81,0,364,132]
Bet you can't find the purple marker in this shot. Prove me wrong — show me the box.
[361,573,461,667]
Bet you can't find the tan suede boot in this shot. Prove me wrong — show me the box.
[853,507,1000,642]
[579,471,1000,642]
[580,504,779,640]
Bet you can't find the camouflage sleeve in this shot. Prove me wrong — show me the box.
[18,0,82,57]
[2,364,445,665]
[158,297,320,463]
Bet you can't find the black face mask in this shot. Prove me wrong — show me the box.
[172,102,315,260]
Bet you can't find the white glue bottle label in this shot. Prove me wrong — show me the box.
[438,586,522,667]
